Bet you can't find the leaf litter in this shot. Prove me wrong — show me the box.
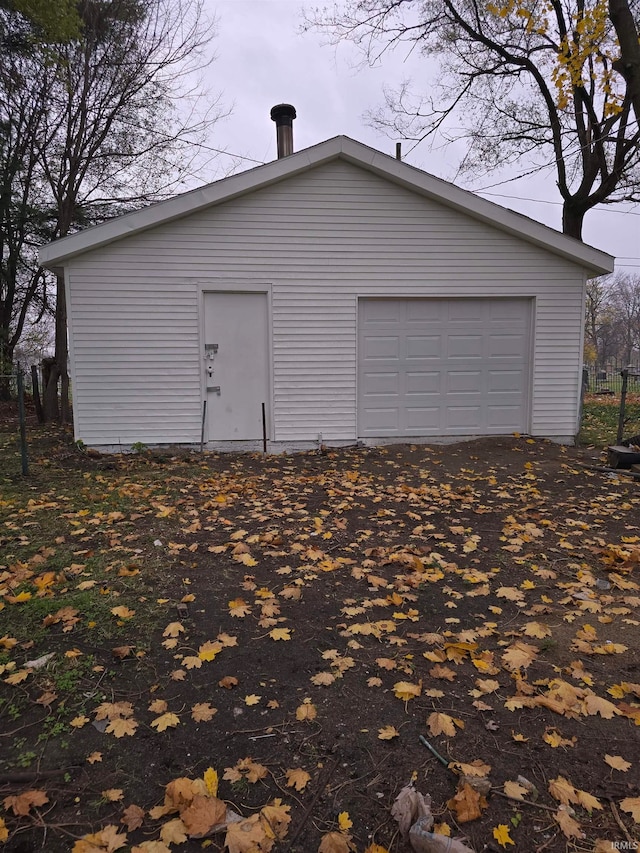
[0,430,639,851]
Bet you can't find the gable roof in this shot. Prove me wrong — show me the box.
[39,135,614,275]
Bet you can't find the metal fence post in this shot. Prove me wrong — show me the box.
[17,367,29,475]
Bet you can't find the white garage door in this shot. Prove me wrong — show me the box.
[358,298,531,437]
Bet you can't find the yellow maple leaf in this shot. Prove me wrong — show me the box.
[548,776,579,805]
[604,754,631,771]
[269,627,291,641]
[503,781,528,801]
[5,669,30,685]
[296,699,317,721]
[244,694,261,706]
[111,605,135,619]
[225,814,269,853]
[620,796,640,823]
[162,622,184,638]
[285,768,311,791]
[493,824,515,847]
[338,811,353,832]
[554,805,584,839]
[0,818,8,843]
[198,640,223,661]
[228,598,251,617]
[522,621,551,639]
[378,725,400,740]
[105,718,138,737]
[192,703,217,722]
[203,767,219,797]
[427,712,456,737]
[582,693,621,719]
[86,751,102,764]
[318,831,356,852]
[151,712,180,732]
[70,715,90,728]
[101,788,123,802]
[72,825,127,852]
[393,680,422,701]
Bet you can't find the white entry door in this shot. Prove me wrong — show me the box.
[203,292,269,441]
[358,298,531,436]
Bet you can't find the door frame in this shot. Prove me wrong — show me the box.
[197,281,273,442]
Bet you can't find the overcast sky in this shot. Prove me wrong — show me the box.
[199,0,639,271]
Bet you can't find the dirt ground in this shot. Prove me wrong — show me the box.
[1,421,639,853]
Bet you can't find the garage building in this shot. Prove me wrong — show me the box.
[39,124,613,450]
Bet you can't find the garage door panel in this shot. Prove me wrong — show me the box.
[446,406,483,429]
[408,300,443,322]
[488,333,527,358]
[407,335,441,358]
[364,336,399,359]
[363,371,400,394]
[363,407,400,432]
[488,369,524,392]
[406,407,441,429]
[406,372,441,393]
[487,404,522,428]
[359,298,530,437]
[448,335,484,359]
[447,371,483,393]
[448,301,484,321]
[364,301,402,324]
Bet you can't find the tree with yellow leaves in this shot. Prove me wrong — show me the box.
[305,0,640,239]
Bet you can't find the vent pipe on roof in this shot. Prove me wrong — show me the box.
[270,104,296,158]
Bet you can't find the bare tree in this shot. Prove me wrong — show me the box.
[0,8,56,398]
[305,0,640,239]
[36,0,223,421]
[609,273,640,365]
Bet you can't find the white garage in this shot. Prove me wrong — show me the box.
[358,298,531,437]
[39,132,614,450]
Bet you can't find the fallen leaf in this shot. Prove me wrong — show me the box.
[604,754,631,772]
[338,811,353,831]
[151,712,180,732]
[121,803,145,831]
[555,805,584,839]
[378,725,400,740]
[102,788,124,802]
[285,768,311,791]
[295,699,317,721]
[427,712,456,737]
[180,795,226,837]
[620,796,640,823]
[318,831,356,852]
[493,824,515,847]
[269,627,291,641]
[191,703,217,722]
[3,789,49,816]
[503,781,528,801]
[447,783,487,823]
[393,681,422,701]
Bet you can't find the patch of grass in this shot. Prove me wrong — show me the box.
[579,398,640,445]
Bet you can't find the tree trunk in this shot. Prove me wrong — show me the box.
[0,335,13,401]
[43,273,70,422]
[562,204,585,240]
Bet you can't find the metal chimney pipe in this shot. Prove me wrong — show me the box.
[270,104,297,158]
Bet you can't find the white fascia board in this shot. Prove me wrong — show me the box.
[39,134,614,276]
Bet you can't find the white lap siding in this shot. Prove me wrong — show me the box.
[66,158,586,446]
